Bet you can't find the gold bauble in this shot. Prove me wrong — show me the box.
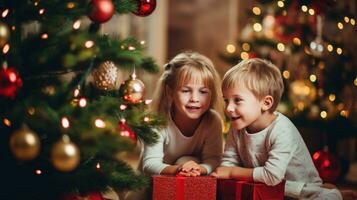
[0,22,10,47]
[289,80,317,110]
[120,74,145,104]
[51,135,80,172]
[91,61,119,91]
[9,126,41,161]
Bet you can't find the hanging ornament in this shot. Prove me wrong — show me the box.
[0,21,10,47]
[313,146,341,182]
[51,135,80,172]
[0,65,23,99]
[310,15,325,57]
[88,0,115,23]
[60,191,104,200]
[132,0,156,17]
[9,126,41,161]
[91,61,120,91]
[289,80,317,111]
[119,72,145,104]
[118,120,137,144]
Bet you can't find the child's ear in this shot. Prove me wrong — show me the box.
[261,95,274,111]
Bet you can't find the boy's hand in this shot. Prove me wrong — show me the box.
[212,167,231,179]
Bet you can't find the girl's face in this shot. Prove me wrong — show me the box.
[172,77,211,121]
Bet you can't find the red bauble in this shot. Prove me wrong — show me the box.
[118,121,137,144]
[0,67,23,99]
[132,0,156,17]
[89,0,115,23]
[61,191,104,200]
[312,147,341,182]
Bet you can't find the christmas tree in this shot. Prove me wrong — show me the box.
[221,0,356,152]
[0,0,164,199]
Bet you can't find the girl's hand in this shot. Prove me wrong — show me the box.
[178,169,200,177]
[180,160,200,173]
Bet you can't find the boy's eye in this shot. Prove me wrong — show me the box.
[234,98,242,103]
[223,99,229,104]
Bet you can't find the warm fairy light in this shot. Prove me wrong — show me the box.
[340,110,348,117]
[34,1,39,6]
[253,23,262,32]
[320,111,327,118]
[61,117,70,128]
[120,45,125,49]
[282,70,290,79]
[297,102,305,111]
[79,98,87,107]
[252,7,261,15]
[282,10,287,16]
[67,2,75,9]
[144,117,150,122]
[308,8,315,15]
[344,16,350,23]
[277,43,285,52]
[140,40,146,45]
[73,88,80,97]
[95,119,106,128]
[11,26,15,31]
[293,37,301,45]
[336,47,342,55]
[309,74,317,82]
[9,72,17,82]
[145,99,153,105]
[35,169,42,175]
[96,162,101,170]
[351,19,355,26]
[337,22,344,30]
[2,9,9,18]
[3,118,11,126]
[73,20,81,29]
[328,94,336,102]
[240,52,249,60]
[120,104,127,110]
[28,107,35,115]
[226,44,236,53]
[337,103,344,110]
[2,44,10,54]
[301,5,308,12]
[318,89,324,97]
[128,46,136,51]
[41,33,48,39]
[242,43,250,51]
[85,40,94,48]
[39,9,45,15]
[277,1,284,8]
[327,44,333,52]
[120,118,126,123]
[354,77,357,86]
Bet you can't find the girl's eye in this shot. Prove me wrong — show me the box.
[200,90,209,94]
[181,89,190,93]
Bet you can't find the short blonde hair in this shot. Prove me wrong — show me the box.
[152,51,224,118]
[222,58,284,112]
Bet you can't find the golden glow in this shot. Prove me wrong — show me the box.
[85,40,94,48]
[344,16,350,23]
[144,117,150,122]
[28,107,35,115]
[252,7,261,15]
[328,94,336,102]
[240,52,249,60]
[297,102,305,110]
[39,9,45,15]
[2,9,9,18]
[253,23,262,32]
[242,43,251,51]
[95,119,106,128]
[2,44,10,54]
[79,98,87,107]
[120,104,127,110]
[67,2,75,9]
[309,74,317,82]
[277,1,284,8]
[282,70,290,79]
[140,40,146,45]
[308,8,315,15]
[336,48,342,55]
[320,111,327,118]
[128,46,136,51]
[340,110,348,117]
[337,22,344,30]
[301,5,308,12]
[226,44,236,53]
[277,43,285,52]
[41,33,48,39]
[351,19,356,26]
[73,20,81,30]
[293,37,301,45]
[61,117,70,128]
[3,118,11,126]
[327,44,333,52]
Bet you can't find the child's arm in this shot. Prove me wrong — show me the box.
[214,166,254,181]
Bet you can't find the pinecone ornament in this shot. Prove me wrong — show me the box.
[92,61,119,91]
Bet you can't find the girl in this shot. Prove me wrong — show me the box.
[141,51,224,177]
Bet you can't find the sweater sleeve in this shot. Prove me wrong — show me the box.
[200,116,223,174]
[221,128,241,167]
[253,126,297,186]
[141,130,170,175]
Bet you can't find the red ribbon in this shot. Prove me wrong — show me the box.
[176,176,185,200]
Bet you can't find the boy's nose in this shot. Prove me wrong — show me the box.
[226,102,235,113]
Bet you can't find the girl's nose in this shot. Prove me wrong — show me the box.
[190,92,199,102]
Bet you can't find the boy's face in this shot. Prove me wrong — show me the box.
[172,77,211,121]
[223,84,265,133]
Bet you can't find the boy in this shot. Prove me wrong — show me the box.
[214,58,356,199]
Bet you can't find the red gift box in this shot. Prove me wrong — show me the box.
[218,179,285,200]
[152,175,217,200]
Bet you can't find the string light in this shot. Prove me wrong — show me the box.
[226,44,236,53]
[242,43,250,51]
[73,88,80,97]
[240,52,249,60]
[128,46,136,51]
[61,117,70,128]
[301,5,308,12]
[309,74,317,82]
[277,43,285,52]
[2,44,10,54]
[28,107,35,115]
[320,111,327,118]
[344,16,350,23]
[252,7,261,15]
[293,37,301,45]
[11,26,15,31]
[308,8,315,15]
[327,44,333,52]
[277,1,284,8]
[35,169,42,175]
[2,9,9,18]
[96,162,101,170]
[336,47,342,55]
[337,22,344,30]
[353,77,357,86]
[79,98,87,107]
[145,99,153,105]
[140,40,146,45]
[351,19,355,26]
[85,40,94,48]
[253,23,262,32]
[144,117,150,122]
[340,110,348,118]
[120,104,127,110]
[73,20,81,30]
[39,9,45,15]
[282,70,290,79]
[67,2,75,9]
[95,119,106,128]
[328,94,336,102]
[3,118,11,126]
[41,33,48,39]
